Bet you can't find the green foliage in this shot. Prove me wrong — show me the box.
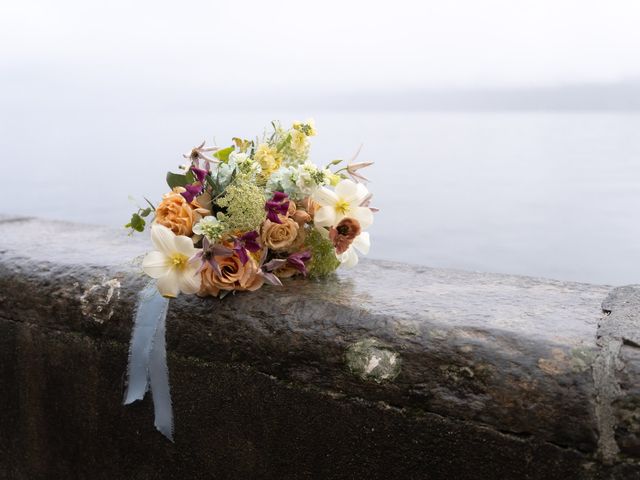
[305,228,340,277]
[213,146,235,163]
[166,171,195,189]
[125,206,154,233]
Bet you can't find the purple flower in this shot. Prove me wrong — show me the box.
[181,183,203,203]
[233,231,261,265]
[194,237,233,277]
[265,191,290,224]
[190,166,208,184]
[262,251,312,278]
[286,251,312,277]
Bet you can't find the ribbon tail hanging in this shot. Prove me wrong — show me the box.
[149,308,173,441]
[123,282,173,441]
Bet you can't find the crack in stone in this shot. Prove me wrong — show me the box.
[622,338,640,349]
[594,286,640,465]
[593,327,622,464]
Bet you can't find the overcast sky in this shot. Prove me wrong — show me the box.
[1,0,640,107]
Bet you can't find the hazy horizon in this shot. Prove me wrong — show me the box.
[3,1,640,113]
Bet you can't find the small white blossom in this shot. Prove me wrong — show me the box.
[192,216,224,241]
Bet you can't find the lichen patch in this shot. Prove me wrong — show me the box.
[346,338,401,383]
[80,278,121,324]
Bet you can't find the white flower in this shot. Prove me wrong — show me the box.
[228,151,249,164]
[192,215,223,241]
[266,166,298,197]
[214,161,235,187]
[312,179,373,229]
[142,224,202,298]
[338,232,370,268]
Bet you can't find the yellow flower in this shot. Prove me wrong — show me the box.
[290,129,308,155]
[254,143,283,176]
[293,119,317,137]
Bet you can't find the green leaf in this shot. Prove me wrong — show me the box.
[126,213,146,232]
[213,146,234,163]
[139,207,153,218]
[143,197,156,211]
[166,171,195,189]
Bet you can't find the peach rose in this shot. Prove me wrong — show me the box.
[287,200,297,217]
[198,254,264,297]
[155,187,210,237]
[287,198,312,227]
[261,217,300,252]
[299,197,320,219]
[291,209,311,227]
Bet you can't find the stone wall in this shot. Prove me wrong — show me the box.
[1,215,639,479]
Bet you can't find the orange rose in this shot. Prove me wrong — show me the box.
[155,187,210,237]
[198,254,264,297]
[261,217,300,252]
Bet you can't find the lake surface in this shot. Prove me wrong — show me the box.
[1,111,639,285]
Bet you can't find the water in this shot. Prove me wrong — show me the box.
[2,110,639,286]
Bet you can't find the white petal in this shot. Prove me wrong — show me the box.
[339,246,359,267]
[353,232,370,255]
[335,179,359,201]
[353,182,370,203]
[350,206,374,230]
[157,269,180,298]
[312,187,338,207]
[174,235,197,256]
[151,224,177,256]
[178,267,201,295]
[313,206,337,227]
[142,251,171,279]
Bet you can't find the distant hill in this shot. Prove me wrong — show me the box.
[298,82,640,111]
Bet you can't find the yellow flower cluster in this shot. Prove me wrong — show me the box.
[255,143,283,177]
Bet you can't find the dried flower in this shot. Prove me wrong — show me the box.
[346,161,374,183]
[329,218,361,254]
[183,141,220,170]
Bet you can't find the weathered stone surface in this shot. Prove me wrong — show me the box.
[0,215,639,478]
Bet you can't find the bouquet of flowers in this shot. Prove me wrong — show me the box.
[127,120,376,299]
[123,120,376,440]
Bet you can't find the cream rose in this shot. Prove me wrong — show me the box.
[261,217,300,252]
